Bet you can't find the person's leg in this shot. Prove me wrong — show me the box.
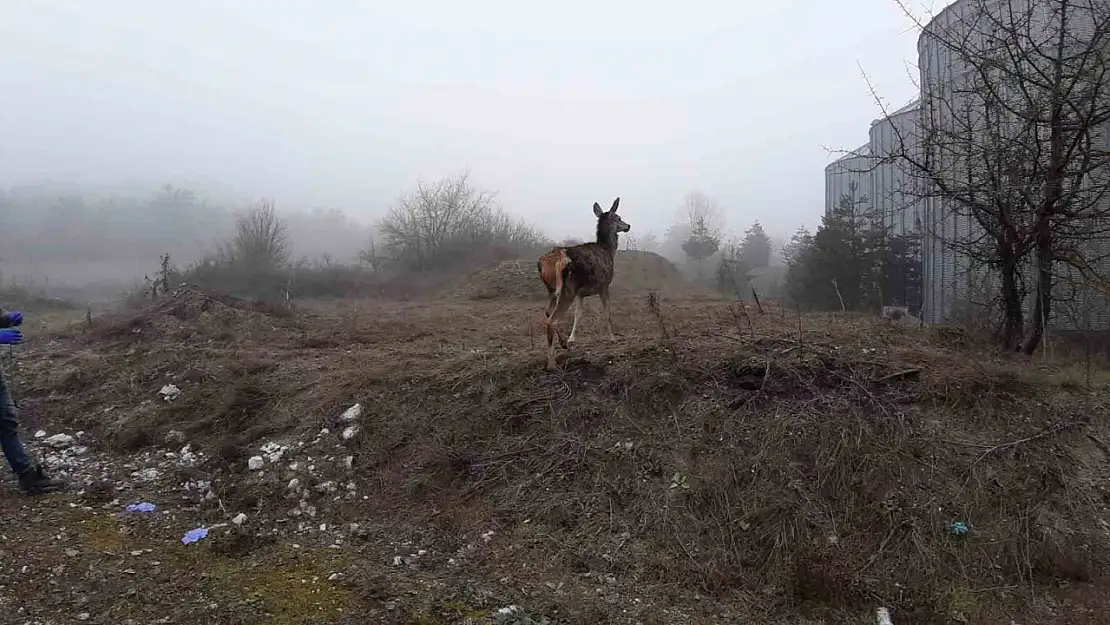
[0,373,63,494]
[0,373,32,476]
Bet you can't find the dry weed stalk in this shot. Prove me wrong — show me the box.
[646,291,670,341]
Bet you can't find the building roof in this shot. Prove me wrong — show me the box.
[825,143,872,171]
[870,98,921,126]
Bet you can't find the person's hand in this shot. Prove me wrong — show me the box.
[0,329,22,345]
[3,312,23,327]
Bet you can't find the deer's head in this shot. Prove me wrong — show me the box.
[593,197,630,243]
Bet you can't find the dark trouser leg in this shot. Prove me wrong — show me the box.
[0,374,32,476]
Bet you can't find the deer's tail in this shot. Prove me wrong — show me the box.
[539,248,571,315]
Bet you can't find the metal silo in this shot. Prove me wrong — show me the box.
[918,0,1110,329]
[823,143,872,220]
[868,99,921,237]
[918,0,1003,325]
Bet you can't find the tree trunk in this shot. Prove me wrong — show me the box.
[998,251,1024,351]
[1021,216,1053,355]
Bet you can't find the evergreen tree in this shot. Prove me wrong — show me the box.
[739,221,772,269]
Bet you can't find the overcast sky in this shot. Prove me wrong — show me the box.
[1,0,924,240]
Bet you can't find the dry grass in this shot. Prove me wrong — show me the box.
[16,286,1110,623]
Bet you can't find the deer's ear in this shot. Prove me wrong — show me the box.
[609,197,620,213]
[593,202,604,218]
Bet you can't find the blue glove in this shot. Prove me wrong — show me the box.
[3,312,22,327]
[0,329,22,345]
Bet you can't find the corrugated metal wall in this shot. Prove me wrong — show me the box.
[824,145,872,220]
[916,0,1110,329]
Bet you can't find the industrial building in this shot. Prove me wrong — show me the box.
[824,0,1110,329]
[822,144,871,220]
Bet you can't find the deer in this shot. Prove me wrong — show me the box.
[536,197,631,371]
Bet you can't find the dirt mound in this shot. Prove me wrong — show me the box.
[88,287,297,345]
[17,300,1110,623]
[449,249,698,301]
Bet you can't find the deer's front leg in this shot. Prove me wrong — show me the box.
[566,298,582,346]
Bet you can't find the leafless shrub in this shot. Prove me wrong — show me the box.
[226,198,291,273]
[376,170,549,271]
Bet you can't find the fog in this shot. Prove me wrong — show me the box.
[0,0,921,293]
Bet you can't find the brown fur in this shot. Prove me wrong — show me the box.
[537,197,631,371]
[537,248,572,350]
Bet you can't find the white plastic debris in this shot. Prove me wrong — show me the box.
[247,456,265,471]
[339,403,362,423]
[876,607,895,625]
[158,384,181,401]
[231,513,247,526]
[43,433,75,449]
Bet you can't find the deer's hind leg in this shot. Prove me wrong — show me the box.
[600,286,617,342]
[544,292,576,371]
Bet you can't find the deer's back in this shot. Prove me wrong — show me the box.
[565,242,615,296]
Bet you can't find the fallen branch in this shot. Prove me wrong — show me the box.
[875,368,922,383]
[973,421,1086,464]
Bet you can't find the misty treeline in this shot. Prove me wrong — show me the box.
[0,172,559,302]
[872,0,1110,354]
[782,183,922,313]
[0,183,373,299]
[624,191,790,300]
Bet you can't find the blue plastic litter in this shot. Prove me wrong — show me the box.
[125,502,156,513]
[181,527,209,545]
[949,521,970,536]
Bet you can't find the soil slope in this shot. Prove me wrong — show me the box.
[3,288,1110,624]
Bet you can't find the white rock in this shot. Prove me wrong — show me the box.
[158,384,181,401]
[33,430,46,439]
[165,430,186,445]
[231,513,247,526]
[247,456,265,471]
[339,403,362,423]
[43,433,75,449]
[287,478,301,491]
[261,441,286,463]
[876,607,894,625]
[132,468,160,482]
[342,456,354,470]
[341,425,360,441]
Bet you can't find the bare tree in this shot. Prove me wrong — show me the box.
[378,170,547,270]
[228,198,291,273]
[357,237,388,273]
[871,0,1110,352]
[678,191,725,277]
